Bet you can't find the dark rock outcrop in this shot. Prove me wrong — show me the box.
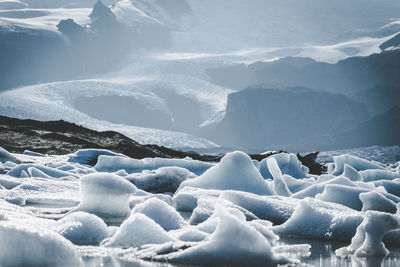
[0,115,219,164]
[0,115,325,174]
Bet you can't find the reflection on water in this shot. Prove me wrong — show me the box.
[26,203,400,266]
[280,236,400,267]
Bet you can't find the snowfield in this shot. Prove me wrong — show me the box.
[1,146,400,266]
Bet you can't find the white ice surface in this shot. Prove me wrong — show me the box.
[336,211,400,257]
[74,172,136,218]
[102,213,175,248]
[131,197,186,231]
[0,221,82,267]
[95,155,213,175]
[178,151,274,195]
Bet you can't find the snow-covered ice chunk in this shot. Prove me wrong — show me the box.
[343,164,362,181]
[74,173,136,219]
[267,157,292,196]
[7,164,77,179]
[249,219,279,245]
[360,169,400,182]
[336,211,400,257]
[101,213,175,248]
[68,149,125,165]
[129,191,174,209]
[173,187,222,211]
[189,198,258,225]
[360,191,397,213]
[23,150,45,157]
[332,154,384,176]
[282,174,314,193]
[54,212,108,245]
[178,151,274,195]
[274,198,363,242]
[316,184,368,210]
[131,198,186,231]
[162,206,289,266]
[0,221,82,267]
[0,199,52,227]
[219,190,297,224]
[171,228,209,242]
[374,180,400,197]
[292,176,356,199]
[260,153,308,179]
[126,166,196,193]
[0,146,20,164]
[95,155,213,175]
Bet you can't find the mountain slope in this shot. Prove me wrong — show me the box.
[331,106,400,149]
[206,50,400,95]
[201,86,369,151]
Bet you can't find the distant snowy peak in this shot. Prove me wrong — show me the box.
[90,0,116,22]
[111,0,162,27]
[0,1,27,10]
[112,0,191,29]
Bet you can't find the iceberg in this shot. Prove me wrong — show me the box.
[360,190,397,213]
[260,153,309,179]
[0,221,82,267]
[54,212,108,245]
[101,213,175,248]
[274,198,363,242]
[126,166,196,193]
[131,198,186,231]
[74,173,136,219]
[331,154,384,176]
[178,151,274,195]
[162,207,290,266]
[95,155,213,175]
[336,211,400,257]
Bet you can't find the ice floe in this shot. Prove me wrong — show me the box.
[1,149,400,265]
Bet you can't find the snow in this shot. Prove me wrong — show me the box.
[54,211,108,245]
[0,221,82,267]
[74,172,136,219]
[178,151,274,195]
[101,213,175,248]
[131,198,186,231]
[336,211,400,257]
[95,155,213,175]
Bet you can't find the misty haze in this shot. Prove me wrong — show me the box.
[1,0,400,266]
